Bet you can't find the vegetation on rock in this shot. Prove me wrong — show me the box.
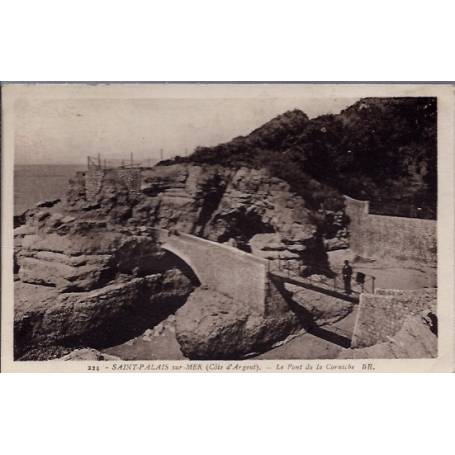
[167,98,436,218]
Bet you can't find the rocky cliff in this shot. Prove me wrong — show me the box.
[65,164,336,275]
[14,205,199,359]
[15,163,333,359]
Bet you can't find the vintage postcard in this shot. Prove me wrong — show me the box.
[1,83,454,372]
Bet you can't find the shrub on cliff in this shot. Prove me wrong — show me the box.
[171,98,436,218]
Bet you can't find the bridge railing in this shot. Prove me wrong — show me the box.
[269,258,376,295]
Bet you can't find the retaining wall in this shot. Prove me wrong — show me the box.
[85,168,105,201]
[351,288,436,348]
[85,167,142,201]
[344,196,437,265]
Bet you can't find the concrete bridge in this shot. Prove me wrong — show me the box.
[159,230,270,314]
[154,229,357,317]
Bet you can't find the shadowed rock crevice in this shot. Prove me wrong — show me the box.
[15,268,197,360]
[193,173,228,236]
[209,208,275,252]
[58,276,193,352]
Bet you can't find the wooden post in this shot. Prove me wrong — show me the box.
[372,276,376,294]
[97,153,101,168]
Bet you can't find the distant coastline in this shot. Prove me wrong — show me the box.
[14,164,85,215]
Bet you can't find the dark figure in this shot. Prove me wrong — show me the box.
[168,227,180,236]
[342,260,353,294]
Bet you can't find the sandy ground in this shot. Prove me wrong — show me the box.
[328,249,436,291]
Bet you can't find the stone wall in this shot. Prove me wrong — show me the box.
[163,232,269,314]
[344,195,370,221]
[344,196,437,265]
[351,288,436,348]
[114,168,142,197]
[85,168,105,201]
[85,167,142,201]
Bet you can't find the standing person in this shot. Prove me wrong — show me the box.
[342,260,353,295]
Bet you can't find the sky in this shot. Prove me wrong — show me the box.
[15,96,359,165]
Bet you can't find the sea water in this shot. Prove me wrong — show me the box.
[14,164,85,215]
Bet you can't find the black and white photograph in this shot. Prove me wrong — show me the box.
[3,5,455,455]
[1,83,453,372]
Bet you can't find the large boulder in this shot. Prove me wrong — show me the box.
[175,287,301,359]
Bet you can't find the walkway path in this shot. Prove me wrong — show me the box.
[270,271,360,304]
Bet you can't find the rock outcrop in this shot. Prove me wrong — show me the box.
[66,164,330,275]
[13,163,351,360]
[16,221,166,292]
[15,269,195,360]
[14,209,199,360]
